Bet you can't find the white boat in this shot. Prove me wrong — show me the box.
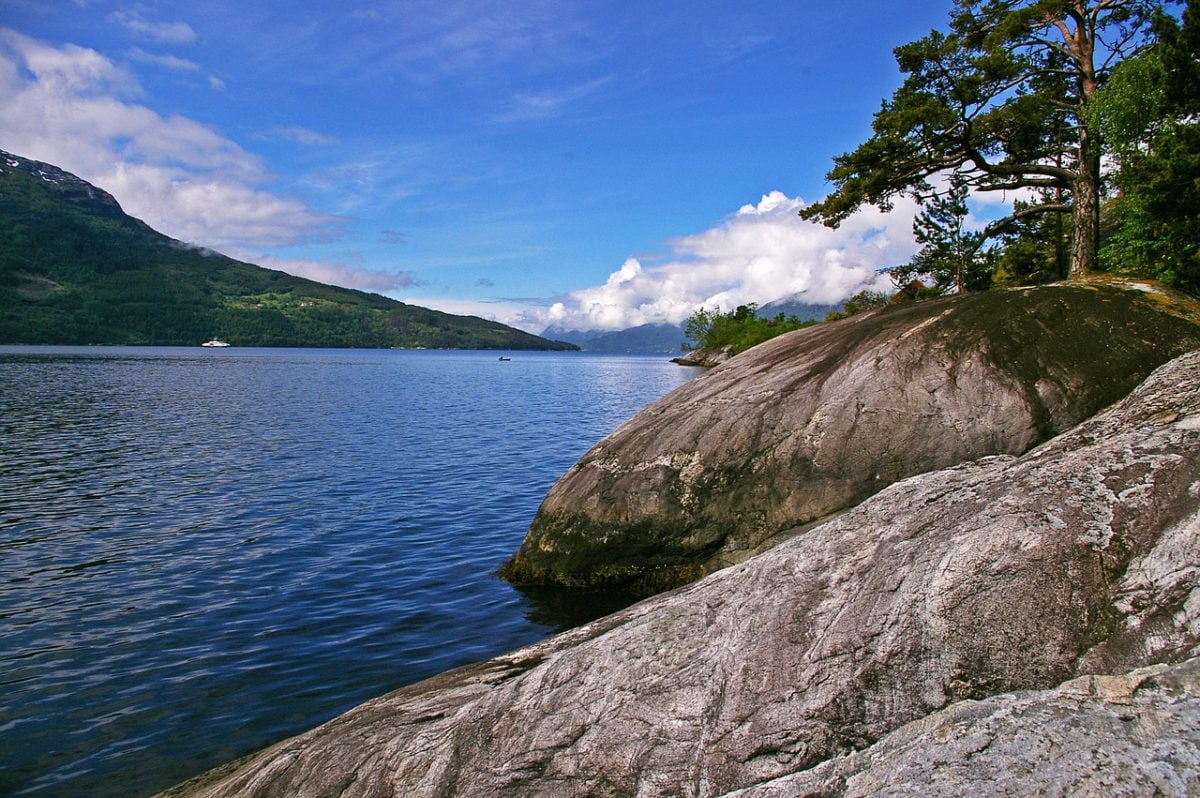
[201,338,231,348]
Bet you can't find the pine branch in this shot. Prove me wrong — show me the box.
[981,202,1073,238]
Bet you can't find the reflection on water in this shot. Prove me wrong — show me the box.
[0,346,701,797]
[510,583,652,632]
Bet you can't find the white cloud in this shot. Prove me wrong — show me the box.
[235,253,417,293]
[2,29,139,96]
[102,163,338,247]
[0,29,338,250]
[397,296,540,331]
[110,11,198,45]
[126,47,202,72]
[264,125,338,146]
[491,77,612,123]
[527,191,920,332]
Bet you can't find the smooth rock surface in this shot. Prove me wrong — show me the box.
[502,282,1200,592]
[163,350,1200,798]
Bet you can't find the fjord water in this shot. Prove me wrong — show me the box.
[0,346,699,797]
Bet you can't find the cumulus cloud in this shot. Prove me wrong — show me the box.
[531,191,920,332]
[237,253,417,293]
[103,163,340,247]
[2,29,139,96]
[0,29,338,250]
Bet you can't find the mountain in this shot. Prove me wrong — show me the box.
[542,322,686,353]
[538,327,603,348]
[0,151,576,350]
[757,293,841,321]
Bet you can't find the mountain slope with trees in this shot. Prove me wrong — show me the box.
[541,323,688,353]
[0,151,576,350]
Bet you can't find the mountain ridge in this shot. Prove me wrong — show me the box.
[542,322,687,353]
[0,150,576,350]
[543,299,845,355]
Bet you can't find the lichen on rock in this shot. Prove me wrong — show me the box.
[724,658,1200,798]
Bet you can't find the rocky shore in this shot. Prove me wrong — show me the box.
[162,282,1200,797]
[502,281,1200,594]
[670,346,734,367]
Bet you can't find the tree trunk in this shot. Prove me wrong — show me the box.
[1068,128,1101,279]
[1068,181,1098,278]
[1064,2,1102,280]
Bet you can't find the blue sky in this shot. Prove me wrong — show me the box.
[0,0,954,332]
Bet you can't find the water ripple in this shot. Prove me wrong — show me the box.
[0,346,701,797]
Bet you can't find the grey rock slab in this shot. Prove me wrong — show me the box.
[724,659,1200,798]
[163,350,1200,798]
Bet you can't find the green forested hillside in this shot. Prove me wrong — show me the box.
[0,151,575,350]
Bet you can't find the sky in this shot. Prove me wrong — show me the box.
[0,0,957,333]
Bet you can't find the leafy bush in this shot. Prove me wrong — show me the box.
[823,290,894,321]
[684,304,816,354]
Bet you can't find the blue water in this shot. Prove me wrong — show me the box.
[0,346,700,797]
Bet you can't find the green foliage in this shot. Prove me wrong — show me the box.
[842,290,892,315]
[800,0,1162,280]
[990,195,1071,286]
[683,303,816,354]
[0,152,577,349]
[891,173,995,292]
[1092,1,1200,293]
[824,289,894,321]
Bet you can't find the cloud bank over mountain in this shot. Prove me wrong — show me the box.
[528,191,919,332]
[0,30,331,248]
[0,29,399,294]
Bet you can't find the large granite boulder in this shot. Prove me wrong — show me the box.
[162,350,1200,798]
[502,281,1200,592]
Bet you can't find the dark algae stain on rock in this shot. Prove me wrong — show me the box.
[942,283,1200,437]
[500,511,714,592]
[501,281,1200,594]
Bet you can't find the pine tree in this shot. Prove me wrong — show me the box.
[801,0,1165,279]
